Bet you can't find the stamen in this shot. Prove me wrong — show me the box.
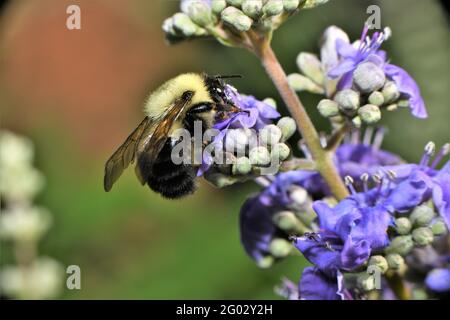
[319,132,327,148]
[345,175,357,195]
[372,127,386,150]
[360,173,369,193]
[420,141,436,167]
[363,127,374,146]
[351,129,360,145]
[298,140,312,160]
[431,143,450,169]
[386,170,397,181]
[383,27,392,40]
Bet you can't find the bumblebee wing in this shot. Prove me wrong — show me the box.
[104,116,152,192]
[137,92,193,180]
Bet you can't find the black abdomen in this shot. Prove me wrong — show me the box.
[145,140,197,199]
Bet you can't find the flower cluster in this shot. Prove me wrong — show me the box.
[200,85,298,187]
[289,25,426,128]
[0,131,63,299]
[163,0,329,46]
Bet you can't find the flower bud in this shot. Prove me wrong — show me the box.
[296,52,324,85]
[386,103,398,111]
[368,255,389,274]
[249,146,271,166]
[0,206,51,242]
[263,0,284,16]
[263,98,277,109]
[431,219,447,236]
[221,7,253,32]
[232,156,252,175]
[257,255,274,268]
[352,116,362,128]
[212,0,227,14]
[334,89,360,112]
[173,13,203,37]
[283,0,300,11]
[385,235,414,256]
[317,99,339,118]
[269,238,291,258]
[204,172,238,188]
[386,253,405,270]
[395,217,412,235]
[225,128,249,154]
[382,81,400,103]
[259,124,282,146]
[410,204,435,227]
[185,1,214,27]
[302,0,330,9]
[368,91,385,106]
[358,104,381,124]
[357,273,376,292]
[162,17,176,35]
[242,0,263,19]
[287,73,324,94]
[226,0,244,7]
[353,62,386,93]
[271,143,290,161]
[277,117,296,142]
[412,227,434,246]
[273,211,298,231]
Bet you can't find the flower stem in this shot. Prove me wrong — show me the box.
[247,32,349,200]
[386,272,411,300]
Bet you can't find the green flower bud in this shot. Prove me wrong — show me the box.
[386,253,405,270]
[276,117,296,142]
[410,205,435,227]
[186,1,214,27]
[382,81,400,103]
[283,0,300,11]
[263,97,277,109]
[431,219,447,236]
[226,0,244,7]
[358,104,381,124]
[412,288,428,300]
[249,146,271,166]
[302,0,329,9]
[162,17,176,35]
[287,73,324,94]
[289,187,308,205]
[259,124,282,146]
[386,103,398,111]
[269,238,291,258]
[395,217,412,235]
[368,255,389,274]
[232,157,252,175]
[256,255,274,268]
[173,13,202,37]
[412,227,434,246]
[317,99,339,118]
[242,0,263,19]
[273,210,298,231]
[296,52,324,85]
[397,99,410,108]
[385,235,414,256]
[352,116,362,128]
[368,91,385,106]
[211,0,227,14]
[357,273,376,292]
[263,0,284,16]
[221,7,253,32]
[271,143,290,161]
[334,89,360,112]
[353,62,386,93]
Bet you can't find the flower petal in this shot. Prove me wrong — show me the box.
[340,237,371,270]
[425,268,450,293]
[299,267,342,300]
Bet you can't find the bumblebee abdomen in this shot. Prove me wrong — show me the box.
[147,161,197,199]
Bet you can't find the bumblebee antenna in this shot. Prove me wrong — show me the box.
[215,74,243,79]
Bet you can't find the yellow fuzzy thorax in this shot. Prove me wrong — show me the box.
[143,73,212,119]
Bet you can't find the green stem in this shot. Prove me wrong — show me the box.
[247,32,349,200]
[386,272,411,300]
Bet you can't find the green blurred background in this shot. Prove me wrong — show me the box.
[0,0,448,299]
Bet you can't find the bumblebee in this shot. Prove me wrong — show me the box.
[104,73,239,199]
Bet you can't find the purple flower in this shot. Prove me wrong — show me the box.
[299,267,348,300]
[295,128,403,198]
[197,85,280,176]
[328,25,427,119]
[426,268,450,293]
[382,143,450,229]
